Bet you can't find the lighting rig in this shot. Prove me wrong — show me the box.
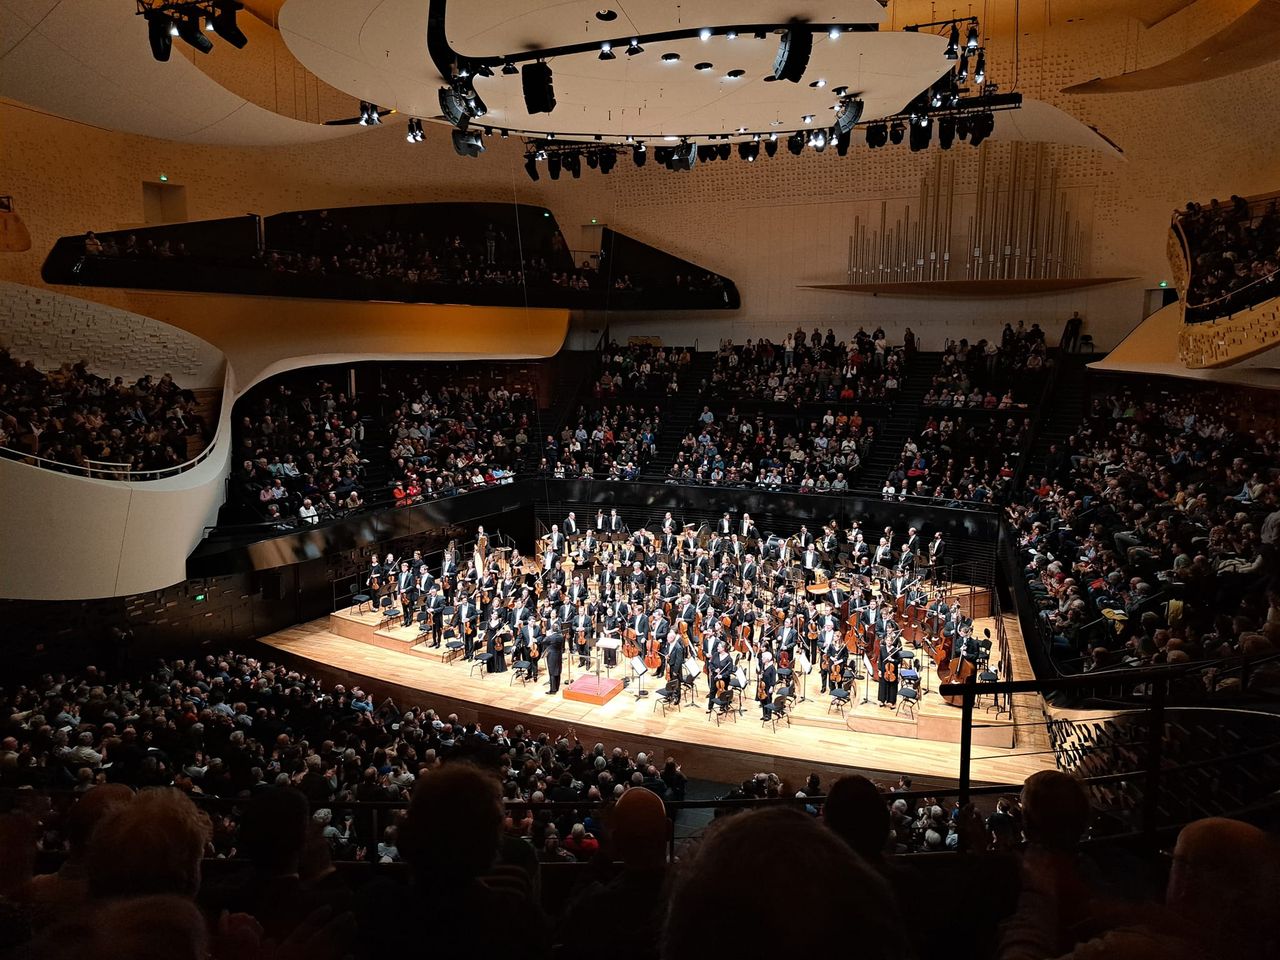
[136,0,247,62]
[425,15,1015,171]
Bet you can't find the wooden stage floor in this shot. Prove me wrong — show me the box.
[257,611,1056,790]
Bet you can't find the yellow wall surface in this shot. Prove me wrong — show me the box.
[3,0,1280,360]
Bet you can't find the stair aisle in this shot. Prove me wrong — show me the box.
[641,351,717,481]
[861,351,945,484]
[1023,354,1092,481]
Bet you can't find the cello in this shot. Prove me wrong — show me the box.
[622,628,640,661]
[644,634,663,673]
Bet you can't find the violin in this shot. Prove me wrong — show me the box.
[882,659,898,684]
[493,628,505,653]
[830,658,844,686]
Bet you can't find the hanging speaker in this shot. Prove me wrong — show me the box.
[146,13,173,62]
[521,62,557,114]
[772,25,812,83]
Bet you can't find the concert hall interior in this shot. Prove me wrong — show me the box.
[3,1,1280,958]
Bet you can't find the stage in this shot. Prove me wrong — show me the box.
[256,607,1055,790]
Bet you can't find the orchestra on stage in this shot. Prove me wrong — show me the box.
[362,510,984,724]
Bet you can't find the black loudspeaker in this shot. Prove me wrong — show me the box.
[147,14,173,62]
[772,26,812,83]
[521,62,557,114]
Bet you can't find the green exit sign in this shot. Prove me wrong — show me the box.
[194,593,207,603]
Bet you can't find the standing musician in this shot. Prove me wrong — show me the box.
[485,615,508,674]
[929,531,946,581]
[422,585,445,647]
[440,544,459,601]
[665,630,686,685]
[706,640,733,713]
[570,604,594,669]
[563,511,578,535]
[396,562,417,627]
[456,593,479,659]
[757,651,778,720]
[543,620,564,695]
[518,617,542,680]
[878,630,903,707]
[718,512,733,535]
[873,537,893,579]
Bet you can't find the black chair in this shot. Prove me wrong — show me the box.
[655,680,682,716]
[471,652,494,678]
[896,686,919,719]
[349,582,371,614]
[828,686,851,718]
[510,660,533,685]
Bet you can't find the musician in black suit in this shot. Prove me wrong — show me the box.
[929,532,946,581]
[396,562,417,627]
[758,651,778,720]
[563,511,578,536]
[570,606,594,668]
[708,570,729,606]
[718,512,732,535]
[664,630,686,681]
[422,586,445,646]
[543,621,564,695]
[797,525,815,548]
[608,508,623,533]
[456,595,479,659]
[519,619,542,679]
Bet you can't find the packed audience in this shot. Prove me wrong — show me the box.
[230,378,370,525]
[921,327,1046,410]
[2,646,1276,960]
[0,348,209,477]
[704,326,912,404]
[262,211,569,293]
[386,370,532,504]
[594,343,693,397]
[1009,384,1279,672]
[542,401,661,479]
[666,407,871,490]
[1178,194,1280,320]
[881,414,1031,505]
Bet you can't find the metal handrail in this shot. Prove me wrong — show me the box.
[0,435,218,481]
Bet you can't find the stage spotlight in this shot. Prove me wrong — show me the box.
[945,23,959,60]
[909,116,932,151]
[835,129,851,156]
[475,63,494,77]
[889,121,905,145]
[633,143,647,166]
[524,154,540,181]
[146,12,174,61]
[809,128,827,152]
[697,145,714,163]
[829,26,842,40]
[599,42,616,60]
[938,116,956,149]
[176,14,213,53]
[599,150,616,173]
[974,50,986,84]
[669,140,696,170]
[966,24,980,51]
[564,151,582,178]
[958,52,969,83]
[627,38,643,55]
[931,90,944,109]
[466,88,487,117]
[502,60,518,75]
[737,140,759,162]
[865,123,887,148]
[772,24,812,82]
[548,154,562,179]
[522,61,556,114]
[764,137,778,157]
[717,142,731,161]
[968,111,994,146]
[956,117,971,141]
[405,118,424,142]
[211,2,248,49]
[451,128,484,157]
[586,152,599,169]
[787,132,805,155]
[834,97,864,136]
[699,27,712,41]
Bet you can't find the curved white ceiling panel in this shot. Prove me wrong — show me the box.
[992,98,1125,158]
[282,0,950,142]
[0,0,361,145]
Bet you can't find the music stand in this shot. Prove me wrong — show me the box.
[596,635,621,680]
[629,656,649,699]
[859,653,874,706]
